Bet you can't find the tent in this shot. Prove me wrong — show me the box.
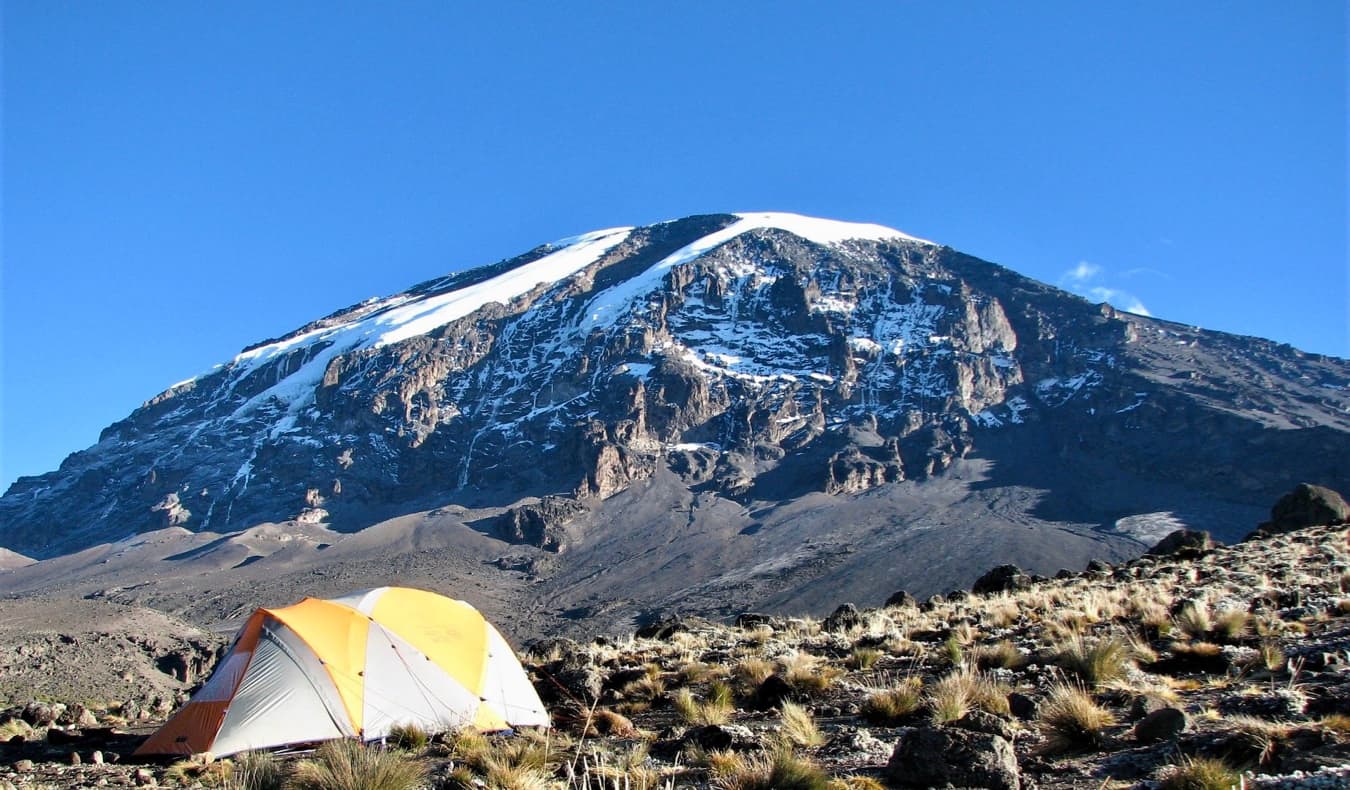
[136,586,549,757]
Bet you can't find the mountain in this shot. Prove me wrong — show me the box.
[2,212,1347,637]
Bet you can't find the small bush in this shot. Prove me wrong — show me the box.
[288,739,427,790]
[1158,756,1240,790]
[1037,683,1116,753]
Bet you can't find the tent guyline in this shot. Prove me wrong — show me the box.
[136,586,550,757]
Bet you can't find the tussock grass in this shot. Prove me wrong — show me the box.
[226,750,288,790]
[860,677,923,725]
[733,657,776,688]
[825,778,886,790]
[777,701,825,749]
[289,739,427,790]
[1158,755,1240,790]
[1054,634,1133,687]
[386,722,429,751]
[166,755,232,787]
[927,665,1009,724]
[975,639,1025,670]
[1213,610,1251,642]
[710,745,830,790]
[1037,683,1116,753]
[780,652,842,696]
[673,681,735,726]
[845,647,883,670]
[1175,601,1213,640]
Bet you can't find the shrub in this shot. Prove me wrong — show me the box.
[1037,683,1116,753]
[1158,756,1240,790]
[288,739,427,790]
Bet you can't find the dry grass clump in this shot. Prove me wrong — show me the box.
[1212,609,1251,642]
[445,729,564,790]
[1037,683,1116,753]
[386,722,429,751]
[860,677,923,725]
[673,681,735,726]
[824,778,886,790]
[780,651,843,695]
[680,662,730,685]
[1175,601,1213,639]
[166,755,232,786]
[1157,755,1240,790]
[975,639,1025,670]
[226,749,288,790]
[289,738,427,790]
[573,742,674,790]
[733,657,777,688]
[709,745,830,790]
[0,718,34,741]
[927,665,1010,724]
[846,647,883,670]
[1054,634,1133,687]
[777,701,826,749]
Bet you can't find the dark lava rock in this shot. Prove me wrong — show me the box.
[751,674,796,710]
[952,709,1016,741]
[1249,483,1350,539]
[972,564,1032,595]
[885,590,917,608]
[735,612,785,629]
[886,726,1020,789]
[1147,529,1215,558]
[1008,692,1039,721]
[823,603,863,633]
[683,724,759,751]
[1133,707,1187,743]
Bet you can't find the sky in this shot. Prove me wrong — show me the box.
[2,2,1346,491]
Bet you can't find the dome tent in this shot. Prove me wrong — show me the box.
[136,587,549,757]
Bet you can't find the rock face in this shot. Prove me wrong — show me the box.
[886,726,1020,789]
[1,211,1348,569]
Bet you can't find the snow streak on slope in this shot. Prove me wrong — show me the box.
[583,212,933,329]
[226,227,633,423]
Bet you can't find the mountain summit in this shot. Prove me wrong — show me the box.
[2,212,1346,630]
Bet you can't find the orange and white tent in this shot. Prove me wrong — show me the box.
[137,587,549,757]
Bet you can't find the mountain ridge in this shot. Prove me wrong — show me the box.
[2,211,1346,636]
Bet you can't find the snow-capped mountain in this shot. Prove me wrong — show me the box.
[2,212,1347,593]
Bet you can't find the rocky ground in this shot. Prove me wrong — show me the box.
[1,496,1348,788]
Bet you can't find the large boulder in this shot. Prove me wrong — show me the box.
[1146,529,1215,558]
[972,565,1032,596]
[1250,483,1350,539]
[886,726,1020,789]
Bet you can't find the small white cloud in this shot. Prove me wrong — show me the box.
[1060,261,1151,316]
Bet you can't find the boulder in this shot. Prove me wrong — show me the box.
[682,724,759,751]
[972,565,1032,595]
[886,726,1019,789]
[885,590,917,609]
[1146,529,1215,558]
[1133,707,1186,742]
[1250,483,1350,539]
[823,603,863,633]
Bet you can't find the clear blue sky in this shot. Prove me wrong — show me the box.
[2,3,1346,491]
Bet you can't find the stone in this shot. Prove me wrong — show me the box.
[21,701,62,726]
[735,612,784,629]
[751,673,795,710]
[1085,558,1112,574]
[952,709,1016,741]
[69,751,82,765]
[972,564,1032,595]
[14,759,34,771]
[91,750,104,765]
[886,726,1020,789]
[683,724,758,751]
[1008,692,1039,721]
[1133,707,1187,742]
[1147,529,1215,558]
[823,603,862,632]
[1251,483,1350,537]
[884,590,917,608]
[133,767,157,786]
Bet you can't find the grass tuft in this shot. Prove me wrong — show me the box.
[1055,634,1133,687]
[860,677,924,725]
[288,739,427,790]
[1158,755,1241,790]
[226,750,289,790]
[1037,682,1116,753]
[778,701,826,749]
